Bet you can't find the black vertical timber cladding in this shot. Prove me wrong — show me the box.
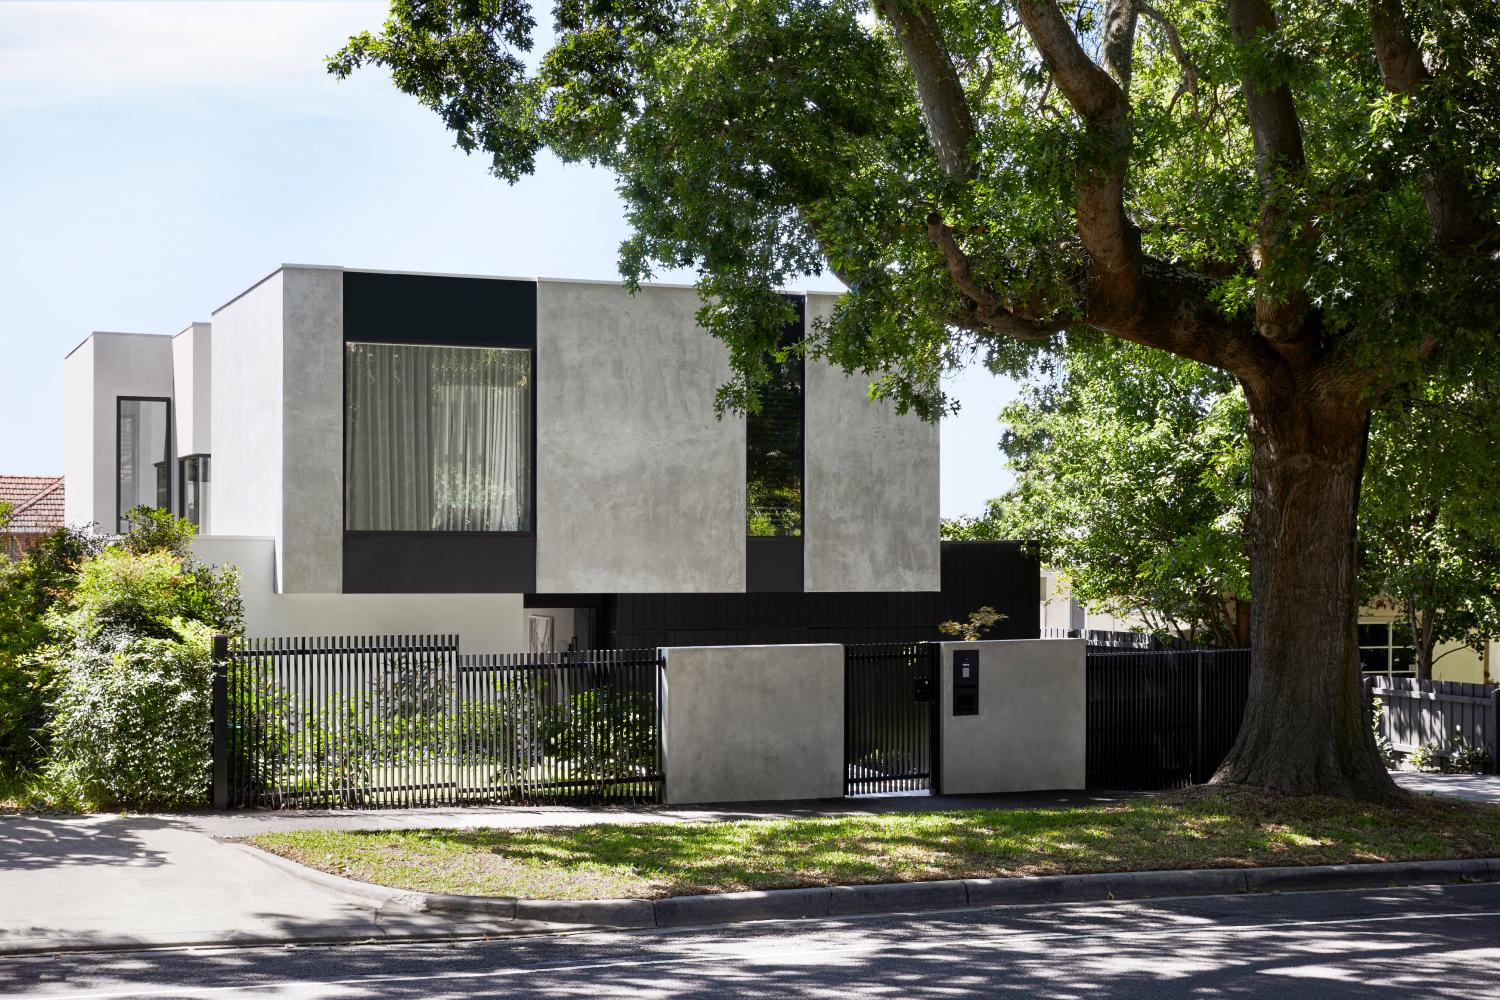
[591,540,1038,648]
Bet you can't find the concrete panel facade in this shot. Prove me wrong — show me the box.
[938,639,1086,794]
[802,293,940,593]
[171,322,212,457]
[535,280,746,593]
[62,332,177,531]
[191,536,529,651]
[279,267,344,594]
[659,644,844,805]
[209,271,285,561]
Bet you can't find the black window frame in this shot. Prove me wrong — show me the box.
[340,271,539,593]
[178,453,210,528]
[115,395,173,533]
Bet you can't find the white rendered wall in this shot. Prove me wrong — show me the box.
[210,271,284,553]
[938,639,1086,794]
[62,338,95,528]
[659,644,845,805]
[63,332,177,532]
[803,293,940,592]
[535,280,746,593]
[171,322,212,457]
[191,536,528,651]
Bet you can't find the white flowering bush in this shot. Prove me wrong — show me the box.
[46,621,214,810]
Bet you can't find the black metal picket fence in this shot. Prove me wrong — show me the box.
[213,635,662,809]
[1085,648,1253,789]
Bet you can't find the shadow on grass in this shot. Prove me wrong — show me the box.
[254,788,1500,900]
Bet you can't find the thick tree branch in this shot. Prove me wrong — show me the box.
[1227,0,1314,354]
[1100,0,1138,91]
[1369,0,1494,251]
[878,1,976,178]
[1016,0,1143,327]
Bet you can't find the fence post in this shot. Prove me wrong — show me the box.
[211,633,229,810]
[1491,687,1500,776]
[1193,651,1205,784]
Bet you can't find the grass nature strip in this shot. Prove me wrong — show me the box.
[246,788,1500,902]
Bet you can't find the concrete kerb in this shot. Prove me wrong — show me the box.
[237,843,1500,931]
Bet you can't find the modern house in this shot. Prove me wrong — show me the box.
[0,475,66,559]
[64,265,1037,651]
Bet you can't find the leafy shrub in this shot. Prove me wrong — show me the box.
[58,547,241,642]
[46,621,214,809]
[1407,740,1446,773]
[543,688,656,778]
[1447,731,1494,775]
[1371,698,1397,770]
[0,526,100,776]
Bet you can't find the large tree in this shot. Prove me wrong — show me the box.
[333,0,1500,799]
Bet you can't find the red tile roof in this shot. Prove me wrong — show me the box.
[0,476,66,534]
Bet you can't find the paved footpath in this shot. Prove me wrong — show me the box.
[5,882,1500,998]
[0,773,1493,955]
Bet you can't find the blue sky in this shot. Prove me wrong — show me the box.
[0,0,1015,517]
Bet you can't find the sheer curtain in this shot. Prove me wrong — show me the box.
[345,343,531,532]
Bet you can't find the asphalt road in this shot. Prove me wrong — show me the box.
[6,882,1500,999]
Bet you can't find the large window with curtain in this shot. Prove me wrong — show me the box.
[345,342,532,533]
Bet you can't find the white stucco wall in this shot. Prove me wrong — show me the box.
[171,322,212,457]
[62,337,95,528]
[210,271,284,552]
[802,293,940,592]
[535,279,746,593]
[659,644,845,805]
[938,639,1086,794]
[62,332,177,532]
[191,535,529,651]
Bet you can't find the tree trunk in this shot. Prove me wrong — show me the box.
[1408,602,1434,682]
[1213,374,1400,801]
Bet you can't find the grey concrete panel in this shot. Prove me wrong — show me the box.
[803,293,939,592]
[535,280,745,593]
[660,644,844,805]
[279,267,345,594]
[939,639,1086,794]
[209,271,285,545]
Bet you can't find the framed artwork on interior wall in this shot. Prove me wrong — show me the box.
[528,615,554,654]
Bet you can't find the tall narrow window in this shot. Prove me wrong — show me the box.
[180,455,209,527]
[117,397,170,532]
[746,350,804,536]
[345,342,532,532]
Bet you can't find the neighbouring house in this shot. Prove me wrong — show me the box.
[1039,570,1494,684]
[64,264,1038,651]
[0,475,65,559]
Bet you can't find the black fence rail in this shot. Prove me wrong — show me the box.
[844,642,939,795]
[1369,676,1499,772]
[1086,649,1252,790]
[215,635,661,809]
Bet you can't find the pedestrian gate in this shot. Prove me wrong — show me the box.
[844,642,941,795]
